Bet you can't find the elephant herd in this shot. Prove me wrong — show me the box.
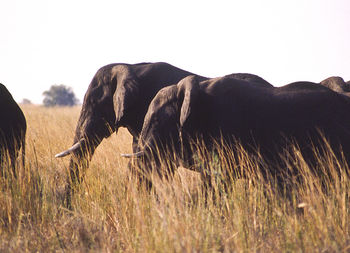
[2,62,350,201]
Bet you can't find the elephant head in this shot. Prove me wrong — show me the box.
[124,75,202,179]
[55,66,119,189]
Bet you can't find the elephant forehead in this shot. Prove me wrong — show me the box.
[150,86,177,108]
[144,94,177,127]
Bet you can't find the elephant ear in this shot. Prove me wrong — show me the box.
[113,66,140,126]
[177,75,200,128]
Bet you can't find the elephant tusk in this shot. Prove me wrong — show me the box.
[121,151,145,158]
[55,139,85,158]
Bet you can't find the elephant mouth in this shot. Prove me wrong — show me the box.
[55,138,87,158]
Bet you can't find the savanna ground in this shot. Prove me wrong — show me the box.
[0,105,350,252]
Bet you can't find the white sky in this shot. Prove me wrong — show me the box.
[1,0,350,104]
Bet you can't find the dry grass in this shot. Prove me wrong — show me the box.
[0,105,350,252]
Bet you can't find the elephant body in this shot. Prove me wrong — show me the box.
[0,83,26,176]
[132,75,350,183]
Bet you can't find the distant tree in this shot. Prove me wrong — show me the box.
[42,84,79,107]
[21,98,32,105]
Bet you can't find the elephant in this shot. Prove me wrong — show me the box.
[124,75,350,187]
[54,62,207,202]
[0,83,26,177]
[55,61,272,205]
[320,76,350,96]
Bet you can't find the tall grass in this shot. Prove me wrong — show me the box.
[0,105,349,252]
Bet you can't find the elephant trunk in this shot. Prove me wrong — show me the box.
[66,135,101,180]
[63,135,101,208]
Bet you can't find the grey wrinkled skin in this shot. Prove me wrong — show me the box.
[133,75,350,187]
[0,83,26,177]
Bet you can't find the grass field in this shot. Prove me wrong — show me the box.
[0,105,350,252]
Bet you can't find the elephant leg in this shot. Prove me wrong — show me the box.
[7,144,18,179]
[0,151,4,177]
[10,152,18,178]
